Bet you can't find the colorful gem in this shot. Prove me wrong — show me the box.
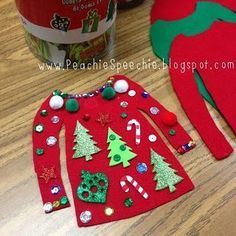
[121,112,128,119]
[96,113,112,127]
[77,170,108,203]
[43,202,53,213]
[34,124,44,133]
[60,92,68,99]
[40,109,48,117]
[136,163,148,174]
[150,107,160,115]
[169,129,176,136]
[73,121,101,161]
[102,87,116,100]
[128,90,136,97]
[104,207,114,216]
[161,111,177,126]
[51,185,61,195]
[49,95,64,110]
[124,198,133,207]
[51,116,60,124]
[178,141,196,154]
[148,134,157,142]
[113,79,129,93]
[46,136,57,146]
[83,114,90,122]
[36,148,44,156]
[60,196,69,205]
[52,201,60,208]
[80,211,92,224]
[39,167,56,183]
[120,101,128,108]
[53,89,62,96]
[142,91,149,98]
[66,98,80,113]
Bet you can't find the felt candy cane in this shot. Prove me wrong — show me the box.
[120,175,149,199]
[127,119,141,145]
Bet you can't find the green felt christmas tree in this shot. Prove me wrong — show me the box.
[107,127,137,167]
[73,121,101,161]
[151,149,183,192]
[106,0,115,22]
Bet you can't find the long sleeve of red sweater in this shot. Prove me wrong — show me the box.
[169,22,236,160]
[32,75,195,227]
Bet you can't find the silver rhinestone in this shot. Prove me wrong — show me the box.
[51,116,60,124]
[46,136,57,146]
[128,90,136,97]
[148,134,157,142]
[43,202,53,213]
[80,210,92,223]
[120,101,128,108]
[150,107,160,115]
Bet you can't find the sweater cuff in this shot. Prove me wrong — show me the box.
[37,176,70,213]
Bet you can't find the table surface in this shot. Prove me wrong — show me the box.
[0,0,236,235]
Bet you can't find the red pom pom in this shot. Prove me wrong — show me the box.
[161,112,177,126]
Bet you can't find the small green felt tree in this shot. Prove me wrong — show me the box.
[107,127,137,167]
[151,149,183,192]
[106,0,115,22]
[73,121,101,161]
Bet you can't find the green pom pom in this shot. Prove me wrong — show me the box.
[102,87,116,100]
[66,99,79,113]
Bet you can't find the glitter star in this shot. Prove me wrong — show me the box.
[96,113,112,127]
[39,166,56,183]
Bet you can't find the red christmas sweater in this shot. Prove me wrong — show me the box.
[169,22,236,160]
[32,75,195,227]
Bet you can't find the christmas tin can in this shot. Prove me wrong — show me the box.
[15,0,117,67]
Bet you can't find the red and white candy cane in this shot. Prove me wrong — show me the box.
[127,119,141,145]
[120,175,149,199]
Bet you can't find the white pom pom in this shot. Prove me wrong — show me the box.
[49,95,64,110]
[114,80,129,93]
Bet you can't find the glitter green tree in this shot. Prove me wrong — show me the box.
[73,121,101,161]
[151,149,183,192]
[107,127,137,167]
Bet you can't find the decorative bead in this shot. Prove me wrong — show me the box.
[60,92,68,99]
[120,101,128,108]
[120,145,126,151]
[51,116,60,124]
[113,80,129,93]
[46,136,57,146]
[114,154,121,162]
[66,99,79,113]
[51,186,61,195]
[150,107,160,115]
[104,207,114,216]
[102,87,116,100]
[148,134,157,142]
[121,112,128,119]
[40,109,48,117]
[52,201,60,208]
[109,134,116,141]
[169,129,176,136]
[53,89,62,96]
[34,124,44,133]
[36,148,44,156]
[60,196,69,205]
[136,163,148,174]
[43,202,53,213]
[83,114,90,122]
[142,91,149,98]
[80,211,92,224]
[161,112,177,126]
[124,198,133,207]
[128,90,136,97]
[49,95,64,110]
